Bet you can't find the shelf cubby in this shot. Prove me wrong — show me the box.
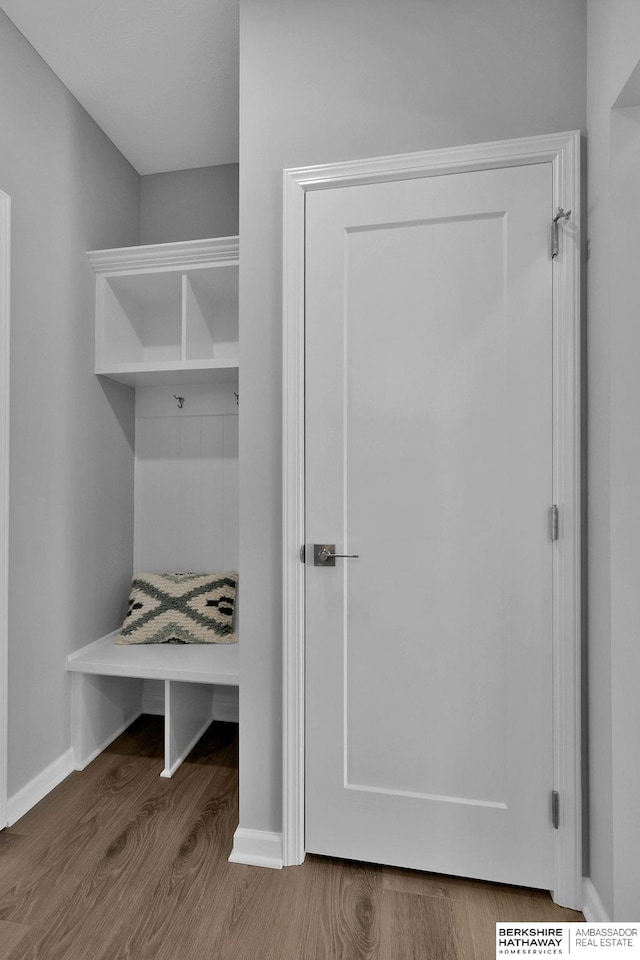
[89,237,239,386]
[184,265,239,362]
[102,271,183,364]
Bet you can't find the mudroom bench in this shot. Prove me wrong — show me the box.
[66,632,239,778]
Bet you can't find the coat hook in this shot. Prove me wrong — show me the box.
[173,395,185,409]
[551,208,572,259]
[553,207,571,226]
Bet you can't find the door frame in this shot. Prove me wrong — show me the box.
[282,131,581,908]
[0,188,10,829]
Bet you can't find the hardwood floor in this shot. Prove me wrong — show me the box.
[0,716,583,959]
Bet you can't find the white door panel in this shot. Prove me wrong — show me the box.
[305,163,554,888]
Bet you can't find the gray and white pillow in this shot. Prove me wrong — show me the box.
[116,572,238,645]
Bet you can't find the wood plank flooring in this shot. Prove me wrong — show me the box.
[0,715,583,959]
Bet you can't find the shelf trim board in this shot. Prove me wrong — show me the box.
[88,237,239,274]
[96,359,239,374]
[96,361,239,388]
[66,630,240,686]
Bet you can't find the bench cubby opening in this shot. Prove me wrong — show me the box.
[67,631,239,777]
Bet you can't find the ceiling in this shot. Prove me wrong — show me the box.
[0,0,239,175]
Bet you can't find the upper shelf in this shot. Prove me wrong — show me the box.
[88,237,239,387]
[94,358,239,388]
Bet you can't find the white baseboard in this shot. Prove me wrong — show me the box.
[229,827,283,869]
[6,748,75,826]
[583,878,611,922]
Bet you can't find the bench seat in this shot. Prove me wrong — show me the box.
[66,630,239,685]
[66,630,239,777]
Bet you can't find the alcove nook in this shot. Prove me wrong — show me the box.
[66,237,239,777]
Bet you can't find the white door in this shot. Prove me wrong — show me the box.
[305,161,555,889]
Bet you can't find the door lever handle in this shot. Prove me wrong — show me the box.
[313,544,360,566]
[322,550,360,561]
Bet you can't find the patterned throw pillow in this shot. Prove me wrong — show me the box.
[115,572,238,645]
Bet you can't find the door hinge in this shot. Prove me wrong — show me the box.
[551,790,560,829]
[551,208,571,259]
[299,544,306,563]
[550,505,559,542]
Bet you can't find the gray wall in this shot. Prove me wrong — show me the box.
[0,10,139,796]
[140,164,239,244]
[238,0,587,837]
[586,0,640,920]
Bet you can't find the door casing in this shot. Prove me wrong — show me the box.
[0,188,11,830]
[282,132,581,908]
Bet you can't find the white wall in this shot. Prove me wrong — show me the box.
[586,0,640,919]
[238,0,587,839]
[0,10,139,797]
[140,164,239,244]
